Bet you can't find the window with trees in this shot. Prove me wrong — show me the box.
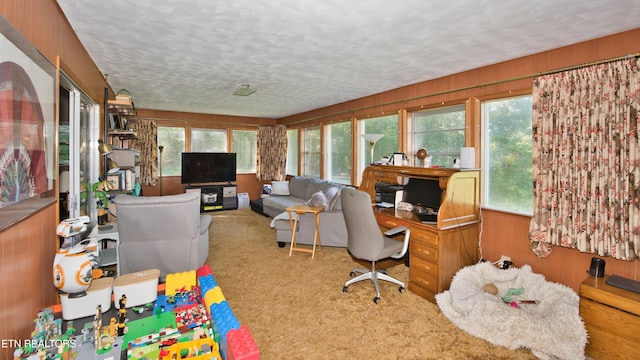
[409,104,465,167]
[232,129,257,173]
[482,95,533,214]
[358,115,398,183]
[325,121,352,184]
[286,128,299,176]
[157,126,186,176]
[192,128,226,152]
[303,126,321,178]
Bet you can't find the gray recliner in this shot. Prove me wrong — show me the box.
[341,188,410,303]
[114,192,211,280]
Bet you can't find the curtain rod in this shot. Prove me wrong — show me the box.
[140,116,262,128]
[288,52,640,125]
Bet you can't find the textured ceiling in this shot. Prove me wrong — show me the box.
[56,0,640,119]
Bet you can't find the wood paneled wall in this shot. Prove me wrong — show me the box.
[481,209,639,292]
[0,1,110,358]
[0,203,58,359]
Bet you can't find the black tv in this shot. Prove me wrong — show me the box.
[181,152,236,184]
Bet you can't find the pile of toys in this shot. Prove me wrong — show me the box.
[123,264,259,360]
[16,264,259,360]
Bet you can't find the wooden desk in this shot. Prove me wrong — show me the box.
[286,205,324,259]
[579,275,640,359]
[361,165,481,303]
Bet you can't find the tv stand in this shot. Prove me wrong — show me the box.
[185,184,238,212]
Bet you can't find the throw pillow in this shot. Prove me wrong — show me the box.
[271,181,290,196]
[323,187,340,210]
[306,190,329,209]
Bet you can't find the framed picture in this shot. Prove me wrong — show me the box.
[0,14,56,229]
[107,173,122,191]
[392,152,405,166]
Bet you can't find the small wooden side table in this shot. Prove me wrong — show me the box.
[286,205,324,259]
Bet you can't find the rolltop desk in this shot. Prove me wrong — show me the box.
[360,165,481,303]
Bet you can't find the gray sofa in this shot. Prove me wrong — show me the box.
[264,177,351,248]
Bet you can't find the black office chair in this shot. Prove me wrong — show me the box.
[341,188,410,303]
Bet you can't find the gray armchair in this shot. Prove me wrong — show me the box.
[114,192,211,280]
[341,188,410,303]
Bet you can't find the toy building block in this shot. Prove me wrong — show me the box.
[198,274,218,297]
[113,269,160,309]
[196,264,213,278]
[209,301,240,359]
[165,271,197,296]
[203,286,225,309]
[226,325,260,360]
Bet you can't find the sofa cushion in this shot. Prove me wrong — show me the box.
[289,177,311,199]
[262,195,306,214]
[271,181,290,195]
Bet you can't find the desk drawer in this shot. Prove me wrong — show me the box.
[410,241,438,263]
[410,255,437,277]
[223,187,237,197]
[376,213,411,229]
[411,226,438,247]
[410,267,438,293]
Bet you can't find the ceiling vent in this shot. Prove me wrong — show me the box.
[232,85,257,96]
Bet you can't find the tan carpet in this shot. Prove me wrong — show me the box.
[206,208,537,360]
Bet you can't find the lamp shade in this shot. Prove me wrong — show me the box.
[107,158,120,174]
[98,139,112,155]
[362,134,384,144]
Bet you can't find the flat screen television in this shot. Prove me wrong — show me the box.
[181,152,236,184]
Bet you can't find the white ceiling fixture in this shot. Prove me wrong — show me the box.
[56,0,640,119]
[232,85,257,97]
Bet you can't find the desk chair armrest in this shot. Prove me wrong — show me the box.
[387,226,411,259]
[384,225,408,237]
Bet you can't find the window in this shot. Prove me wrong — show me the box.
[325,121,352,184]
[410,104,465,167]
[192,128,226,152]
[286,128,299,176]
[232,129,257,173]
[58,72,99,222]
[358,115,398,183]
[157,127,185,176]
[482,95,533,214]
[303,126,321,177]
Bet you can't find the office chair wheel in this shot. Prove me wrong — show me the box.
[349,271,356,277]
[343,286,349,292]
[399,286,405,293]
[373,296,380,304]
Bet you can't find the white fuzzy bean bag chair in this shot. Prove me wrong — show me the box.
[435,262,586,360]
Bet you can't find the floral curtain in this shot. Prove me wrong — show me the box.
[256,125,287,181]
[128,118,158,186]
[529,58,640,261]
